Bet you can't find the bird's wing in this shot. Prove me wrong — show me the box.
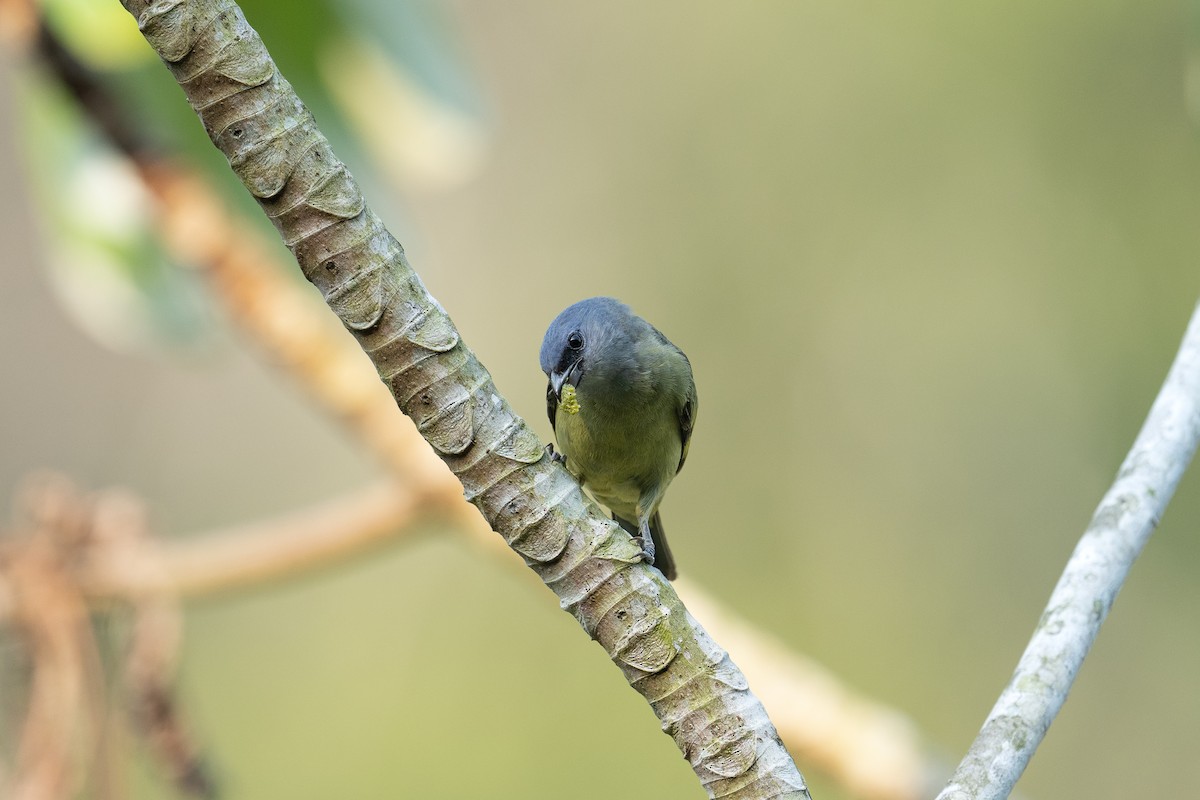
[648,324,698,475]
[676,354,697,474]
[545,380,558,430]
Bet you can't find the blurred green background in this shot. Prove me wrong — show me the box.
[3,1,1200,798]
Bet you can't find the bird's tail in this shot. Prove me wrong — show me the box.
[614,511,677,581]
[648,511,677,581]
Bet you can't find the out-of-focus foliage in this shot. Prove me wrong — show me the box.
[326,0,485,188]
[22,0,486,354]
[41,0,148,68]
[17,72,211,352]
[38,0,484,182]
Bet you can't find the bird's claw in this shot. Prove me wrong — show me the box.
[545,443,566,464]
[633,536,656,567]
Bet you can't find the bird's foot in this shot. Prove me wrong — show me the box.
[632,534,656,567]
[633,518,657,568]
[544,443,566,464]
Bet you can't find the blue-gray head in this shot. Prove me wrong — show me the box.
[539,296,640,399]
[542,297,628,393]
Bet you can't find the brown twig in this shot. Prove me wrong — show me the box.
[4,468,932,799]
[125,599,214,797]
[0,476,216,800]
[2,476,110,800]
[3,546,93,800]
[89,487,215,798]
[0,0,35,50]
[83,478,434,599]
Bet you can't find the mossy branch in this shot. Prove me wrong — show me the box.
[114,0,811,796]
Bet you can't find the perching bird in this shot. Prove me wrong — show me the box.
[540,297,697,580]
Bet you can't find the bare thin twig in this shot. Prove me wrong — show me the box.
[0,476,217,799]
[937,302,1200,800]
[3,477,111,800]
[84,479,429,599]
[4,546,93,800]
[90,491,215,798]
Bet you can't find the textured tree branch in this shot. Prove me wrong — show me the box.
[22,5,932,795]
[936,302,1200,800]
[114,1,811,796]
[27,19,933,797]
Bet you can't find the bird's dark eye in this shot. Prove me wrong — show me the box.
[567,331,584,350]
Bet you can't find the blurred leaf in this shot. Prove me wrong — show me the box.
[17,0,489,358]
[321,0,488,189]
[319,34,487,190]
[40,0,151,69]
[17,71,213,355]
[335,0,481,120]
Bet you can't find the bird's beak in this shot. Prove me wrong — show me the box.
[550,358,584,398]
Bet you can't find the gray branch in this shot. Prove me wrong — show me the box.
[114,1,811,797]
[937,302,1200,800]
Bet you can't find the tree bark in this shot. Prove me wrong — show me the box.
[115,1,813,796]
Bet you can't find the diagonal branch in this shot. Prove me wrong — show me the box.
[936,302,1200,800]
[113,1,812,796]
[24,15,935,795]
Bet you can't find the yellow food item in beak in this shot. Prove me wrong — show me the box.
[560,384,581,415]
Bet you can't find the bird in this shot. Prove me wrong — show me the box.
[539,297,697,580]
